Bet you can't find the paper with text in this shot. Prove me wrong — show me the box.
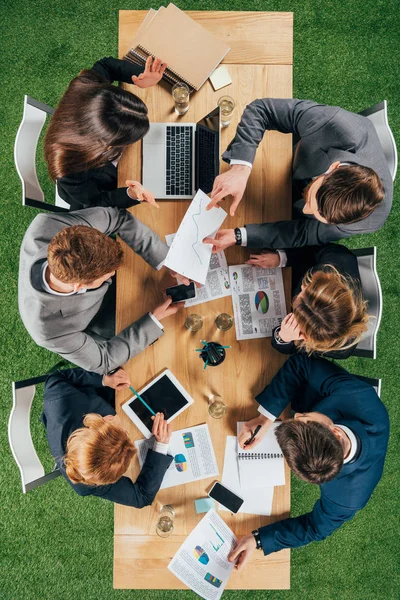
[164,190,227,285]
[168,509,237,600]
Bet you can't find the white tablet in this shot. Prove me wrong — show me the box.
[121,369,194,439]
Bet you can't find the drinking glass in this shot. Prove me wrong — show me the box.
[185,314,203,332]
[156,505,175,538]
[208,395,227,419]
[215,313,233,331]
[172,82,190,115]
[217,95,235,127]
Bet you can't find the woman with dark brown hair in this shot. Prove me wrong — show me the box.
[246,243,368,359]
[44,56,166,210]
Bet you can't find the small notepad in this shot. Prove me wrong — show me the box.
[209,65,232,91]
[237,422,285,489]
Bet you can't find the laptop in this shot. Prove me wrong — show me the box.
[142,107,220,200]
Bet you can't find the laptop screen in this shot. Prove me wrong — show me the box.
[195,107,220,194]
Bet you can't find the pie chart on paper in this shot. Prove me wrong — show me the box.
[255,291,269,314]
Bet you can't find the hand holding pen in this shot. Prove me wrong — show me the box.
[238,415,272,450]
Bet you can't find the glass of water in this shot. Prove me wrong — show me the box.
[156,504,175,538]
[217,95,235,128]
[215,313,233,331]
[172,82,190,115]
[185,314,203,332]
[208,395,227,419]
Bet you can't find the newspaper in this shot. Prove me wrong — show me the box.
[135,424,218,489]
[229,264,287,340]
[168,509,237,600]
[166,233,231,307]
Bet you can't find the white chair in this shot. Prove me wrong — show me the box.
[355,375,381,397]
[8,374,62,493]
[353,247,382,359]
[359,100,398,181]
[14,95,70,212]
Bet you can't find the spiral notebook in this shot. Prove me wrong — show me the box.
[124,3,230,92]
[237,422,286,489]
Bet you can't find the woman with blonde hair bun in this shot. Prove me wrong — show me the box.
[246,243,368,359]
[42,368,172,506]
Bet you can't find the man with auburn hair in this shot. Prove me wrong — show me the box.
[204,98,392,251]
[228,354,389,569]
[19,207,185,374]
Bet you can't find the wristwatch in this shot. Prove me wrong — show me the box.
[252,529,262,550]
[234,227,242,246]
[274,327,287,344]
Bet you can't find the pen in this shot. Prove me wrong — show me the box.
[244,424,262,447]
[129,385,156,416]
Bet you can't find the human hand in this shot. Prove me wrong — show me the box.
[164,267,191,287]
[237,414,272,450]
[228,535,257,571]
[126,180,159,208]
[151,412,172,444]
[207,165,251,216]
[279,313,305,343]
[132,56,167,88]
[103,368,131,390]
[152,297,184,321]
[246,251,280,268]
[203,229,236,254]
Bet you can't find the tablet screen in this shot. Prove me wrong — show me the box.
[126,375,189,432]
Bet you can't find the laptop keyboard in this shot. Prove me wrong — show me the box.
[166,126,193,196]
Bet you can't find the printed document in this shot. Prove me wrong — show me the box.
[135,424,218,489]
[220,436,274,516]
[168,509,237,600]
[164,190,227,285]
[229,264,287,340]
[166,233,231,307]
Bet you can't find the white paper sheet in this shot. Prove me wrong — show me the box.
[164,190,227,285]
[229,264,287,340]
[220,436,274,516]
[237,422,285,489]
[135,424,218,489]
[168,509,237,600]
[166,233,231,307]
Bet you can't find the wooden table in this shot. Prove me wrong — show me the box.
[115,10,293,591]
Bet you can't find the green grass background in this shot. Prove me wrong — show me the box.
[1,1,399,599]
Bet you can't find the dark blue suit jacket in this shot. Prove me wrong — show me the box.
[255,354,389,555]
[42,368,173,507]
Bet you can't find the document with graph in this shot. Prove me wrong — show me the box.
[135,424,218,489]
[229,264,287,340]
[163,190,227,285]
[168,509,237,600]
[166,233,231,306]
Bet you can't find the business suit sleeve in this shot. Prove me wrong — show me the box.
[45,368,103,394]
[89,450,173,507]
[57,176,140,211]
[222,98,341,165]
[91,56,144,84]
[259,495,357,554]
[43,207,168,268]
[244,218,351,249]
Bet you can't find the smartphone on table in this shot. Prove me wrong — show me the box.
[208,481,244,514]
[165,282,196,303]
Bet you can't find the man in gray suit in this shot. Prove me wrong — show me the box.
[205,99,392,250]
[19,207,183,374]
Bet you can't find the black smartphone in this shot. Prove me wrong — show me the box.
[165,282,196,303]
[208,482,244,514]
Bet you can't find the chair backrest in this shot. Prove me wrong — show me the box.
[8,375,61,493]
[355,375,381,397]
[359,100,398,181]
[353,247,382,359]
[14,95,69,212]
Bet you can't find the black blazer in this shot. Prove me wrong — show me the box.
[41,368,173,507]
[56,57,144,211]
[256,354,389,555]
[271,243,362,359]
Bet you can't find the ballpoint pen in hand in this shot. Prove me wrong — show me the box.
[244,424,262,447]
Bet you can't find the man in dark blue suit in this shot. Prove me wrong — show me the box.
[229,354,389,569]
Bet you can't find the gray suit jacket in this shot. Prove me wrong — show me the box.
[19,207,169,374]
[222,98,393,247]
